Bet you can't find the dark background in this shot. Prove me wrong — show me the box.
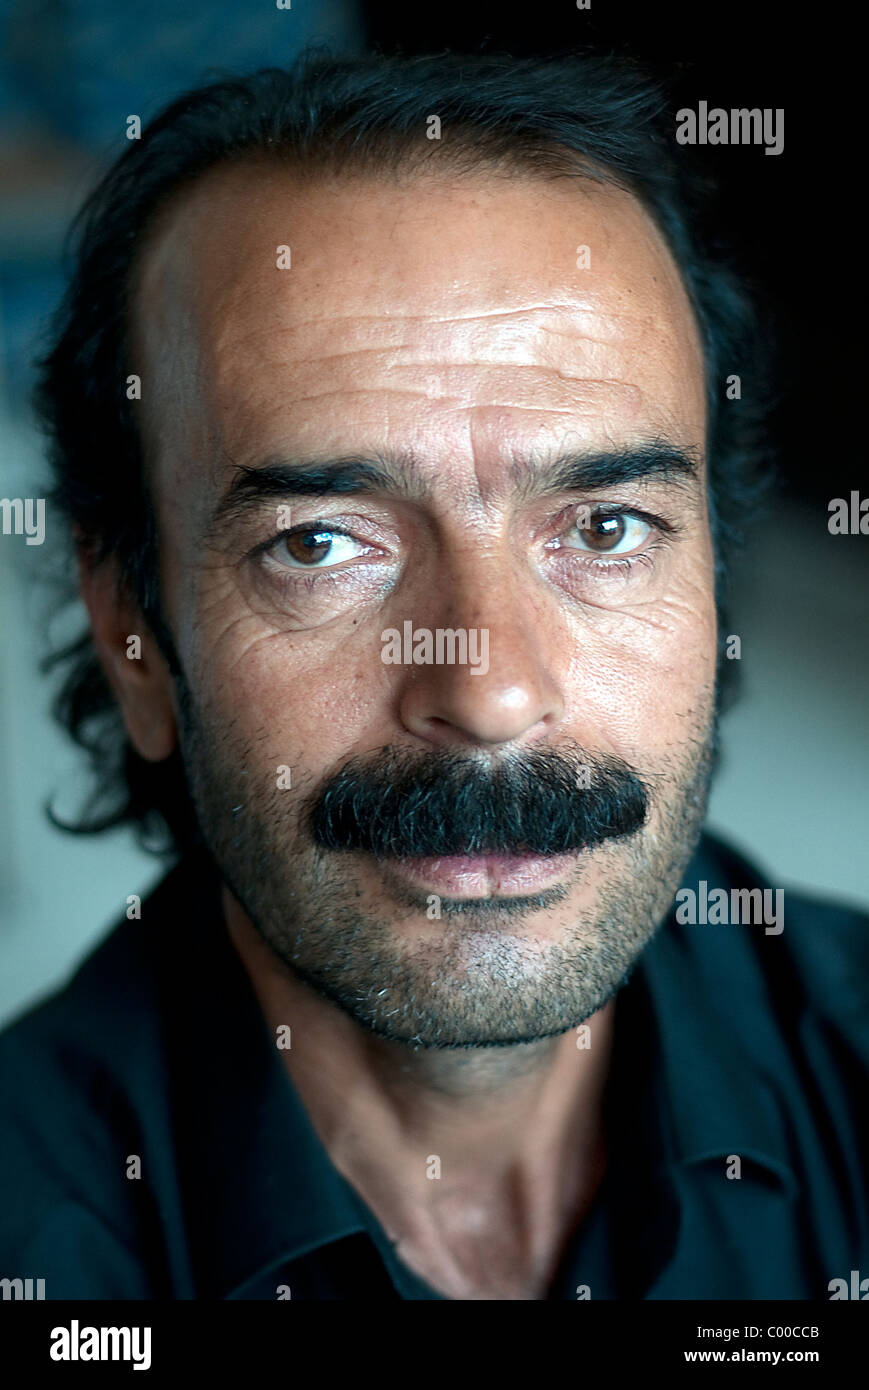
[361,0,841,508]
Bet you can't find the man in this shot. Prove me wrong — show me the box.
[1,50,866,1301]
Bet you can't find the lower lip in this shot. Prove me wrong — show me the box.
[382,852,578,898]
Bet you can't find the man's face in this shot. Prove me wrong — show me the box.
[129,161,715,1046]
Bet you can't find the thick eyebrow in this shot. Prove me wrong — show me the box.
[207,439,701,539]
[510,440,702,500]
[208,452,430,538]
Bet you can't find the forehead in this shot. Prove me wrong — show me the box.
[132,159,706,500]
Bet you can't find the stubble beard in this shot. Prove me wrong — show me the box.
[175,673,717,1050]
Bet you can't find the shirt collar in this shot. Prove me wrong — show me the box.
[631,834,799,1196]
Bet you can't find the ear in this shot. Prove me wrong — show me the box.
[77,542,178,762]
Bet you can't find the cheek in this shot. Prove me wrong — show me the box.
[559,575,717,763]
[190,620,392,790]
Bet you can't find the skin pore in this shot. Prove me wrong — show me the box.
[80,159,716,1299]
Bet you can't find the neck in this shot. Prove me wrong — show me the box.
[223,885,617,1297]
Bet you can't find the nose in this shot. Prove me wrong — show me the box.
[395,561,564,750]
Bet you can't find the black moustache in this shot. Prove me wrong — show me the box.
[307,746,649,858]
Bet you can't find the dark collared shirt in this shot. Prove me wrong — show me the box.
[0,832,867,1300]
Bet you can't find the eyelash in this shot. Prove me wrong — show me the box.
[251,524,380,595]
[252,503,675,590]
[574,544,664,577]
[545,503,676,578]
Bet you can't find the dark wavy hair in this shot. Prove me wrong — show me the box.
[34,46,776,858]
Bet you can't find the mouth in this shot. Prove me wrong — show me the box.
[379,851,579,899]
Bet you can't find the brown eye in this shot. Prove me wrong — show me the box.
[582,513,626,551]
[268,526,371,570]
[561,509,651,556]
[283,529,336,565]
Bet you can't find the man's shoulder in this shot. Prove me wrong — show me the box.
[694,831,869,1060]
[0,854,203,1287]
[0,857,183,1068]
[0,847,221,1047]
[637,831,869,1276]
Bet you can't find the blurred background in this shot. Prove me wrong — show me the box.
[1,0,866,1028]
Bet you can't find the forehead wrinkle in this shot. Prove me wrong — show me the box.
[208,323,657,411]
[207,304,670,367]
[210,331,663,379]
[134,167,706,525]
[139,185,701,387]
[212,302,644,336]
[220,379,645,424]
